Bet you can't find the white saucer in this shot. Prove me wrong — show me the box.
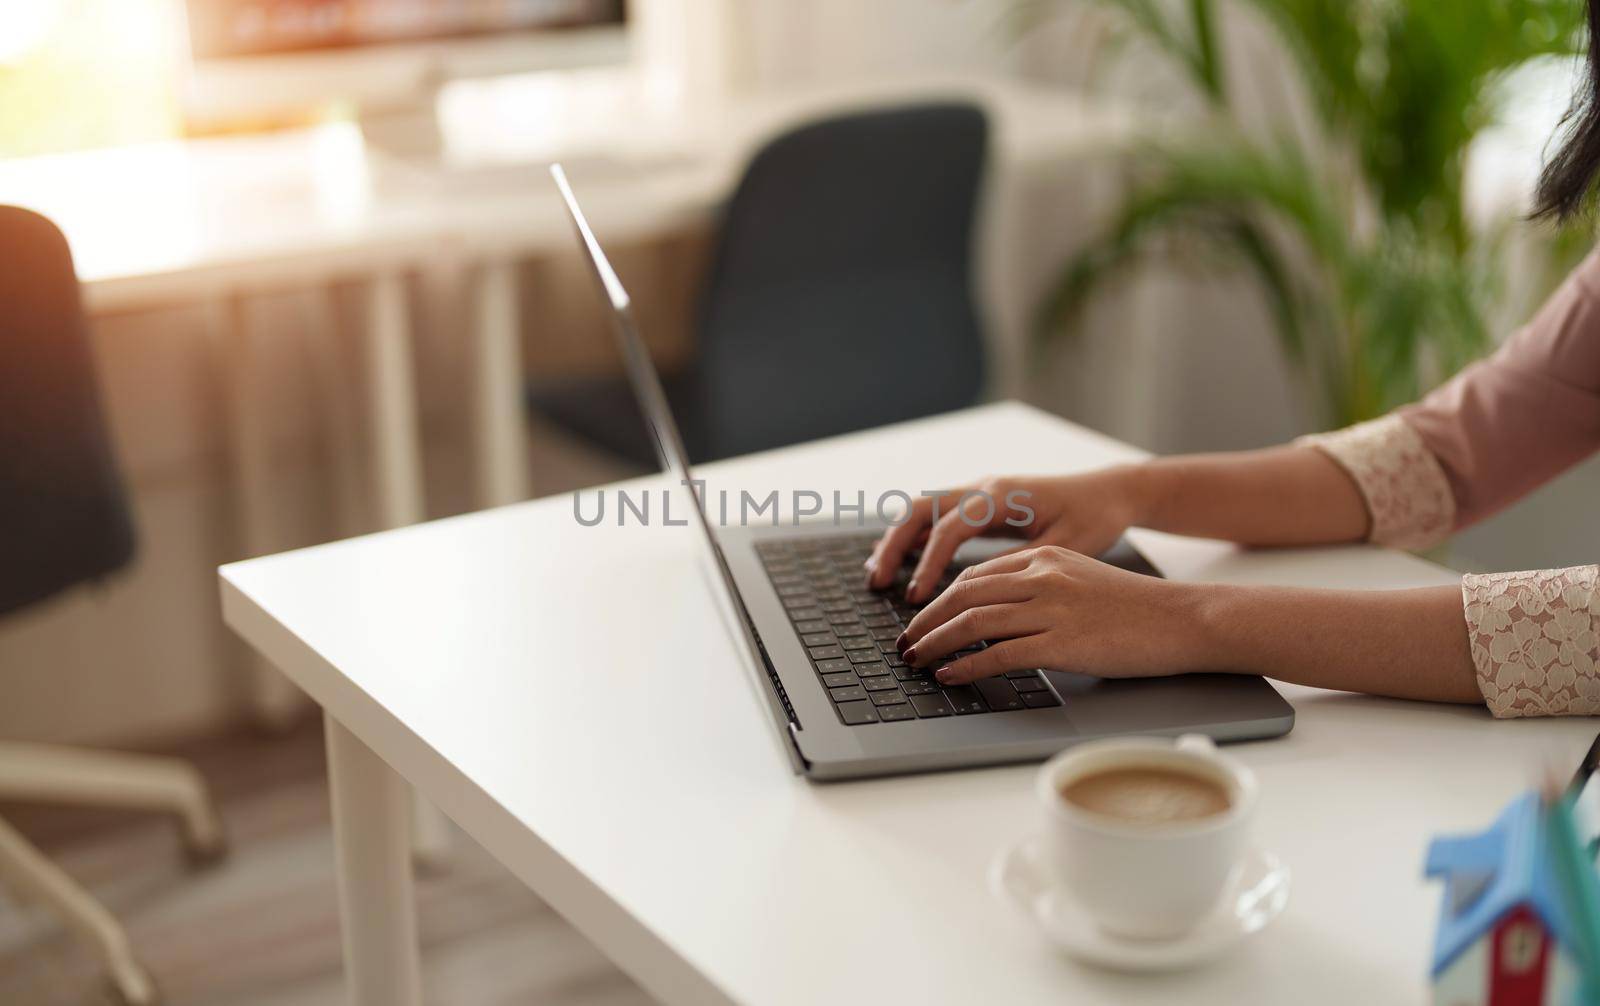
[989,836,1289,972]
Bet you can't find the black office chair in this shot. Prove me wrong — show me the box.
[529,101,989,465]
[0,206,225,1006]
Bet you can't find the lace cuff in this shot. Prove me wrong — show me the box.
[1463,567,1600,718]
[1296,415,1456,550]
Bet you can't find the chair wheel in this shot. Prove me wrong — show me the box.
[173,799,228,869]
[104,964,161,1005]
[181,830,229,870]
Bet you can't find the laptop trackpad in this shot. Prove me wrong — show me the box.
[1049,672,1282,735]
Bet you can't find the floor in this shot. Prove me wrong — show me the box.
[0,720,657,1006]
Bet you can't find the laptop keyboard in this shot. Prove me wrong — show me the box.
[756,532,1061,727]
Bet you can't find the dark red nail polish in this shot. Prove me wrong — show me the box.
[904,646,919,665]
[935,666,953,683]
[895,631,907,651]
[906,579,920,600]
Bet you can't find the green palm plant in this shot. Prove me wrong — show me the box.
[1026,0,1585,426]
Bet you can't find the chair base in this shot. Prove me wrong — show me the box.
[0,742,228,1005]
[0,742,225,859]
[0,814,163,1004]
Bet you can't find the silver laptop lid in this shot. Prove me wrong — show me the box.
[549,164,695,484]
[550,164,801,744]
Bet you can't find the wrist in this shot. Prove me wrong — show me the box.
[1115,460,1177,531]
[1179,582,1256,673]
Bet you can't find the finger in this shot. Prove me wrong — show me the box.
[865,502,925,588]
[876,526,931,574]
[942,547,1037,588]
[905,602,1045,668]
[933,636,1048,685]
[866,492,954,589]
[900,571,1032,649]
[906,498,1003,602]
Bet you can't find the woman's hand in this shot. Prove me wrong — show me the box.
[897,545,1209,685]
[865,467,1151,603]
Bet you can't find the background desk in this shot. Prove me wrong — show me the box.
[0,71,1138,508]
[220,401,1597,1004]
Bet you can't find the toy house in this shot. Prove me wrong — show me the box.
[1426,791,1600,1005]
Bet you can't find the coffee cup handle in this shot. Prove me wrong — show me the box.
[1176,733,1217,754]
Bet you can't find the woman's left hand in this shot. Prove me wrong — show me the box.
[899,545,1211,685]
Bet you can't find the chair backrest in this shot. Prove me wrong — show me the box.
[0,207,135,619]
[693,102,988,460]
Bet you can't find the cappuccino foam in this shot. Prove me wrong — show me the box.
[1060,766,1230,825]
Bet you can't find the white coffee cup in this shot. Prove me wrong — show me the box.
[1035,733,1257,940]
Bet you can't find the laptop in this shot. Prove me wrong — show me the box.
[551,164,1294,781]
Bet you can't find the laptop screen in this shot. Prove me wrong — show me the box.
[550,164,788,720]
[548,165,695,486]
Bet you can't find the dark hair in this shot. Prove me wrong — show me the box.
[1534,0,1600,221]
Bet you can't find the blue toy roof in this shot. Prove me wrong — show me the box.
[1426,791,1582,975]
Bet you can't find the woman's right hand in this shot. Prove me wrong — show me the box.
[865,466,1152,604]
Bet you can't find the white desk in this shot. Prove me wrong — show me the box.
[220,401,1592,1005]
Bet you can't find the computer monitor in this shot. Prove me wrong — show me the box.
[181,1,629,151]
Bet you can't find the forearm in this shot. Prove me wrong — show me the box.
[1122,446,1371,546]
[1188,582,1480,704]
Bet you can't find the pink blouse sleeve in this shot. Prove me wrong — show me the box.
[1294,251,1600,717]
[1396,249,1600,527]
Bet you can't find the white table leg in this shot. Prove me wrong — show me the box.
[362,273,426,529]
[299,288,367,538]
[324,716,422,1006]
[359,272,454,867]
[471,259,530,507]
[217,295,309,731]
